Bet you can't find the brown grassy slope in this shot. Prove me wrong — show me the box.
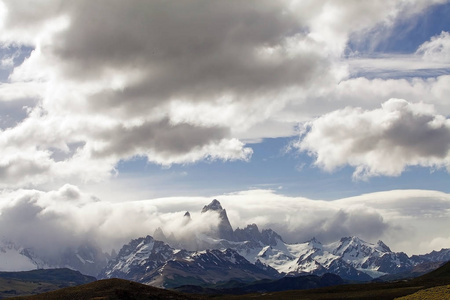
[213,261,450,300]
[212,282,423,300]
[10,278,204,300]
[0,268,96,298]
[394,285,450,300]
[0,277,58,298]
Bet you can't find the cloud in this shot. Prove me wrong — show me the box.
[1,187,449,256]
[212,189,450,255]
[0,1,446,188]
[256,30,450,132]
[417,31,450,63]
[0,185,222,255]
[344,30,450,81]
[89,118,245,163]
[294,99,450,179]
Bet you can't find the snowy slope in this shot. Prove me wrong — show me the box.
[0,241,37,271]
[0,240,108,276]
[0,240,52,271]
[235,235,412,280]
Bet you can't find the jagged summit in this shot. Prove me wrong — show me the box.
[235,224,262,243]
[333,236,372,256]
[307,237,322,249]
[261,229,283,246]
[308,237,321,244]
[201,199,223,213]
[376,240,391,252]
[245,223,259,231]
[335,236,390,253]
[183,211,191,218]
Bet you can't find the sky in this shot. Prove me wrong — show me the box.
[0,0,450,257]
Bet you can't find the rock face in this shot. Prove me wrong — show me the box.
[234,224,283,246]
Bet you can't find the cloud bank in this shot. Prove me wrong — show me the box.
[1,186,449,256]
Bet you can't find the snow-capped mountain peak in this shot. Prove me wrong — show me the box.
[376,240,391,252]
[328,236,384,260]
[306,237,323,250]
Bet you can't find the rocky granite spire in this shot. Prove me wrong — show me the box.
[182,211,191,225]
[201,199,223,213]
[201,199,235,241]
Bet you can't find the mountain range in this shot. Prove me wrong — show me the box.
[1,199,450,289]
[98,199,450,287]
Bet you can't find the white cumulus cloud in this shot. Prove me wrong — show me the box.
[295,99,450,179]
[417,31,450,63]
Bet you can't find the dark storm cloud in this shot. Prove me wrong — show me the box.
[383,109,450,158]
[43,0,324,115]
[91,118,230,159]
